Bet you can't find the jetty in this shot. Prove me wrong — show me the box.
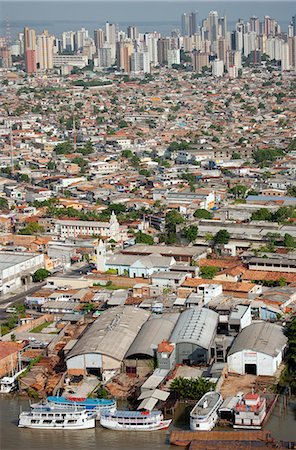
[169,430,295,449]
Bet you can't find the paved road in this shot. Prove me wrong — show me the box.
[0,282,46,320]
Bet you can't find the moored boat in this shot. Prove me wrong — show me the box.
[18,404,95,429]
[190,391,223,431]
[0,368,27,394]
[47,396,116,418]
[233,392,266,429]
[100,410,172,431]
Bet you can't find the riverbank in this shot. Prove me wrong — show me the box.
[0,397,295,450]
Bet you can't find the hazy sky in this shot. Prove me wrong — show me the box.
[0,1,295,37]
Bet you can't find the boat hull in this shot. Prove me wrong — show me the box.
[18,418,95,430]
[100,417,172,431]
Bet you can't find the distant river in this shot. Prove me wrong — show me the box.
[0,397,295,450]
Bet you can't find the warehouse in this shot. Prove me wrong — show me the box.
[0,251,45,295]
[170,308,219,365]
[124,313,179,377]
[66,306,150,380]
[227,322,287,376]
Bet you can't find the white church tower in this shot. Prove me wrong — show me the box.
[96,239,106,272]
[109,210,120,241]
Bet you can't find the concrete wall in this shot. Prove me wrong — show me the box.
[227,350,283,376]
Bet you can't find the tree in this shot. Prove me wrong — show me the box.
[228,185,248,199]
[284,233,296,249]
[287,186,296,197]
[19,222,44,236]
[54,141,73,155]
[135,231,154,245]
[193,209,212,219]
[182,225,198,243]
[253,148,284,164]
[0,198,9,211]
[169,376,215,400]
[165,210,184,225]
[251,208,272,221]
[20,174,30,182]
[200,266,219,279]
[107,203,126,214]
[213,229,230,246]
[32,268,50,282]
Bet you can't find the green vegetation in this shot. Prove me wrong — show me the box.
[213,229,230,246]
[253,148,284,164]
[169,376,216,400]
[30,321,53,333]
[32,268,51,282]
[54,141,73,154]
[193,209,213,220]
[0,198,9,210]
[251,206,296,223]
[199,265,219,279]
[19,222,45,236]
[182,225,198,243]
[284,233,296,249]
[135,231,154,245]
[228,184,248,199]
[72,79,112,87]
[160,210,184,244]
[278,317,296,393]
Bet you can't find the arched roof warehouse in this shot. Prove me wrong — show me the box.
[228,322,287,357]
[170,307,219,350]
[125,313,180,359]
[66,306,150,363]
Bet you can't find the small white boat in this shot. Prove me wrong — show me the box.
[0,368,26,394]
[18,404,95,429]
[190,391,223,431]
[100,410,172,431]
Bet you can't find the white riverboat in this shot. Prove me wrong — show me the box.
[0,368,26,394]
[100,410,172,431]
[18,404,95,429]
[46,396,116,418]
[190,391,223,431]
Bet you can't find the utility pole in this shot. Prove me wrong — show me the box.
[72,101,77,152]
[10,125,14,174]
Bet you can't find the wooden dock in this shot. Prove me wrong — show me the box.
[170,430,274,447]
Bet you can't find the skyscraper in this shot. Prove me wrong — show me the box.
[292,14,296,36]
[127,26,138,40]
[181,13,190,36]
[189,11,198,36]
[208,11,219,45]
[94,29,105,51]
[182,12,198,37]
[24,26,37,73]
[37,29,54,70]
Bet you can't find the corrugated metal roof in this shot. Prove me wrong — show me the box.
[228,322,287,357]
[66,306,150,363]
[170,307,218,350]
[125,313,179,359]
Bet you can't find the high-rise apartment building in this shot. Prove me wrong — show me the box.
[127,26,138,40]
[192,50,210,72]
[292,14,296,36]
[130,51,150,73]
[37,29,54,70]
[181,12,198,37]
[62,31,75,52]
[24,27,37,73]
[208,11,219,44]
[94,29,105,51]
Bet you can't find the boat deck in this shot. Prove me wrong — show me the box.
[191,392,221,417]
